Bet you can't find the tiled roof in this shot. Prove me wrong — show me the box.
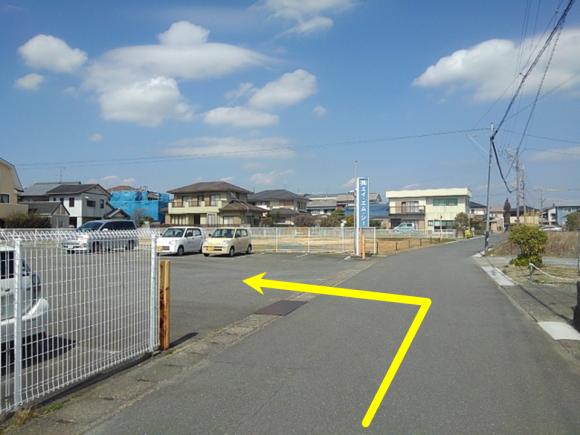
[248,189,305,202]
[168,181,251,195]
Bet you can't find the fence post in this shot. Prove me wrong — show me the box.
[373,228,377,255]
[159,260,171,351]
[275,227,279,253]
[149,234,158,352]
[307,227,310,253]
[13,239,23,406]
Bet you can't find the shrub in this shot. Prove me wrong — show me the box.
[4,212,51,228]
[565,211,580,231]
[508,224,548,267]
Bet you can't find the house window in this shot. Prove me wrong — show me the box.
[69,197,75,207]
[210,194,219,206]
[0,194,9,204]
[86,199,96,207]
[223,216,235,225]
[207,213,218,225]
[433,198,458,206]
[100,199,105,209]
[59,197,64,204]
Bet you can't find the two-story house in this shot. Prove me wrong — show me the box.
[46,184,112,227]
[385,187,471,232]
[0,158,28,226]
[248,189,307,225]
[167,181,263,226]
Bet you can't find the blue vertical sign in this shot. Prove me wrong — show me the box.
[356,176,370,229]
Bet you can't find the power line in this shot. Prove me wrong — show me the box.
[492,0,576,140]
[16,127,487,170]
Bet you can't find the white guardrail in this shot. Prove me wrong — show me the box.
[0,229,159,414]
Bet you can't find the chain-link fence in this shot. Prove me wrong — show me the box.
[0,230,158,414]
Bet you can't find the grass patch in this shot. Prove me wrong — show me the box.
[492,231,579,258]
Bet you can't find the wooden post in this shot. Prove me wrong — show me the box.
[420,238,422,247]
[408,239,411,249]
[361,231,366,259]
[159,260,171,351]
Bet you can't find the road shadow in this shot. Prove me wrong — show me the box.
[1,335,76,375]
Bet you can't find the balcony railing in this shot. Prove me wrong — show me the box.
[389,205,425,215]
[171,200,223,208]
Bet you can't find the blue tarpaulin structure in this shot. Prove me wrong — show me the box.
[109,190,170,222]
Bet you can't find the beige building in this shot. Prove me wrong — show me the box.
[385,187,471,232]
[0,158,28,226]
[167,181,263,226]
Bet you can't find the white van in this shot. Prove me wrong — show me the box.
[1,246,49,344]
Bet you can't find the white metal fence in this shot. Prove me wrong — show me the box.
[0,230,158,414]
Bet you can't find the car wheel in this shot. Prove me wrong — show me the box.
[246,244,252,255]
[177,246,184,256]
[228,247,235,257]
[203,253,210,257]
[126,240,135,250]
[91,242,101,253]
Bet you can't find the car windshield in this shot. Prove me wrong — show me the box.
[212,229,234,238]
[162,228,184,238]
[78,221,103,232]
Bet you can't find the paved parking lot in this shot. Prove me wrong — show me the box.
[164,252,374,344]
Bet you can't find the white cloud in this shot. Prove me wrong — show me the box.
[87,175,137,188]
[225,82,256,102]
[158,21,209,46]
[263,0,353,35]
[248,69,317,109]
[98,76,194,127]
[167,136,294,159]
[89,133,103,143]
[204,106,278,128]
[83,21,269,126]
[313,104,327,117]
[285,16,333,35]
[342,177,355,188]
[528,146,580,162]
[414,28,580,101]
[14,73,44,90]
[18,34,87,73]
[251,169,293,185]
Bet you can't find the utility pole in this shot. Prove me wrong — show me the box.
[522,165,527,223]
[515,152,521,224]
[484,123,494,254]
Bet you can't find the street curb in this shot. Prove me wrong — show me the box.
[472,257,580,369]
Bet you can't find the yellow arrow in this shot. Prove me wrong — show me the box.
[243,272,431,429]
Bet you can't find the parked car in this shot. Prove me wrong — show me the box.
[392,222,417,233]
[540,225,563,232]
[156,227,204,256]
[1,246,49,344]
[62,220,138,253]
[202,228,252,257]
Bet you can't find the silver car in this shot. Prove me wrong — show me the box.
[156,227,204,256]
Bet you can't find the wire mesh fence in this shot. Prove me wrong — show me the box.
[0,230,158,414]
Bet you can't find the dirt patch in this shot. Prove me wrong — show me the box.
[492,231,579,258]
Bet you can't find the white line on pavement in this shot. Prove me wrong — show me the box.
[296,253,309,258]
[538,322,580,341]
[481,266,516,287]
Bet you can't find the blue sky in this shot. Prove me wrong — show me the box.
[2,0,579,206]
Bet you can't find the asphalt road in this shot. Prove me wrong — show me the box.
[165,251,372,344]
[90,238,580,434]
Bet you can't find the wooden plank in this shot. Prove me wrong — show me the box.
[159,260,171,350]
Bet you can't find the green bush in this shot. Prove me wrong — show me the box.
[4,212,51,228]
[508,224,547,267]
[565,211,580,231]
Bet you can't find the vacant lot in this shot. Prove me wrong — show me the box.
[492,231,579,258]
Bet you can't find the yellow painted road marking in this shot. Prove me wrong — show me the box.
[243,272,431,429]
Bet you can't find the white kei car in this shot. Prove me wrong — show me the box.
[156,227,205,256]
[1,246,49,344]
